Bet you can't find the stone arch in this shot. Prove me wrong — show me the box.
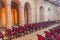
[39,6,45,22]
[11,0,22,26]
[3,0,7,7]
[11,1,20,26]
[12,0,21,7]
[24,2,31,24]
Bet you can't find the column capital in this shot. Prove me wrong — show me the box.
[30,7,35,9]
[7,4,11,6]
[21,7,24,8]
[18,6,24,9]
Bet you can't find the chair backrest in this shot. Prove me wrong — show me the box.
[44,31,51,38]
[12,27,18,31]
[5,28,11,34]
[23,26,27,31]
[29,24,33,29]
[50,34,55,39]
[0,32,3,38]
[43,37,47,40]
[55,35,60,40]
[37,34,44,40]
[49,29,55,34]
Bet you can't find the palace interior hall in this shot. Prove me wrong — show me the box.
[0,0,60,40]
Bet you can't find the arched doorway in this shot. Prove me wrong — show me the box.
[0,0,6,27]
[24,3,30,24]
[11,2,19,26]
[40,6,44,22]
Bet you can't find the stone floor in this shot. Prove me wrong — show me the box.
[12,24,60,40]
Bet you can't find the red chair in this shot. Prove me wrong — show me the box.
[37,34,44,40]
[50,34,55,40]
[55,35,60,40]
[11,28,17,38]
[44,31,51,38]
[5,28,11,40]
[5,28,11,35]
[43,37,47,40]
[23,26,27,34]
[28,24,34,33]
[25,24,32,33]
[34,23,38,31]
[18,25,27,34]
[49,29,55,34]
[12,27,18,32]
[0,32,4,40]
[40,22,46,29]
[37,23,42,30]
[18,26,25,36]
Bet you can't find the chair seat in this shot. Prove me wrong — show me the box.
[11,31,15,35]
[0,34,3,38]
[18,30,24,33]
[37,34,44,40]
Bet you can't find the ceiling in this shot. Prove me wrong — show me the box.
[45,0,60,6]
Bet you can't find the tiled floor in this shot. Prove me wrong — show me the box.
[14,24,60,40]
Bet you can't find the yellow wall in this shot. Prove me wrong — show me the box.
[24,8,28,24]
[1,8,6,26]
[11,8,18,25]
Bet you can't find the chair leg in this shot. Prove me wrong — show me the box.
[26,31,27,34]
[39,27,41,30]
[23,31,26,35]
[28,29,31,33]
[15,34,18,38]
[32,29,33,33]
[2,37,4,40]
[35,28,37,31]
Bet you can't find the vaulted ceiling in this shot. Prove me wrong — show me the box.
[44,0,60,6]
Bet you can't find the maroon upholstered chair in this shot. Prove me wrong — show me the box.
[11,28,17,38]
[25,24,32,33]
[37,34,44,40]
[28,24,34,33]
[5,28,11,35]
[0,32,4,40]
[55,35,60,40]
[44,31,51,38]
[23,26,27,34]
[18,26,24,36]
[49,29,55,34]
[5,28,12,40]
[34,23,38,31]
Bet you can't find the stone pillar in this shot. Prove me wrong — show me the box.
[28,8,35,24]
[6,0,12,28]
[35,7,37,23]
[19,6,25,26]
[36,7,40,23]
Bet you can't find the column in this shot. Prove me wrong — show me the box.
[6,0,12,28]
[28,8,35,24]
[36,7,40,23]
[19,6,25,26]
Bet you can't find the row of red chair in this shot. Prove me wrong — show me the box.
[37,25,60,40]
[0,21,58,40]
